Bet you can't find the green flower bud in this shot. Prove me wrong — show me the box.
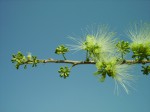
[58,66,70,79]
[55,45,69,55]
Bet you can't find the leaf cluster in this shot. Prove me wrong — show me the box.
[94,60,117,82]
[141,65,150,75]
[131,43,150,61]
[116,40,130,59]
[11,52,39,69]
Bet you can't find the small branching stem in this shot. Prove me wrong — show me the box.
[86,50,90,61]
[121,53,124,59]
[62,54,67,60]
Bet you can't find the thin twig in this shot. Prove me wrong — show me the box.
[23,58,150,66]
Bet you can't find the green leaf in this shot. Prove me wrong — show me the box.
[141,65,150,75]
[16,64,20,69]
[94,71,103,76]
[99,75,106,82]
[24,65,27,69]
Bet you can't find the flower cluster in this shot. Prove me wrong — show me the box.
[95,55,134,94]
[68,25,138,94]
[68,25,116,61]
[127,22,150,61]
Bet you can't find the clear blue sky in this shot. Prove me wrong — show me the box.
[0,0,150,112]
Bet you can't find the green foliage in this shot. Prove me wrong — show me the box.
[55,45,69,55]
[131,43,150,61]
[95,59,117,82]
[94,70,106,82]
[141,65,150,75]
[116,40,130,59]
[55,45,69,60]
[11,22,150,94]
[11,52,39,69]
[11,51,26,69]
[58,66,70,79]
[32,56,39,67]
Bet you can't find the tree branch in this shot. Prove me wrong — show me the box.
[23,58,150,66]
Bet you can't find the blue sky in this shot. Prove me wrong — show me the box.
[0,0,150,112]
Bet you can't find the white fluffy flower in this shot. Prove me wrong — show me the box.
[67,25,116,60]
[113,64,135,95]
[127,22,150,44]
[127,22,150,60]
[67,36,86,52]
[96,54,136,95]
